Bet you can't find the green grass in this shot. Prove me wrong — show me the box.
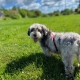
[0,15,80,80]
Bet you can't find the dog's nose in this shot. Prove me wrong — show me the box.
[34,34,36,37]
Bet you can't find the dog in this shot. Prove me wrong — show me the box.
[28,23,80,77]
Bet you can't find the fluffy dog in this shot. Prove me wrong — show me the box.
[28,23,80,77]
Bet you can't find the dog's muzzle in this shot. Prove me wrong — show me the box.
[33,34,39,43]
[33,38,38,43]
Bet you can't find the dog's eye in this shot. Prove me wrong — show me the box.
[31,28,34,32]
[38,29,42,33]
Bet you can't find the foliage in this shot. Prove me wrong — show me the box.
[4,10,10,17]
[27,10,36,18]
[4,10,20,19]
[42,14,48,17]
[75,8,80,14]
[10,11,20,19]
[48,13,53,16]
[53,10,60,16]
[18,9,27,18]
[34,10,42,17]
[12,6,17,10]
[1,6,80,19]
[10,13,20,19]
[61,9,73,15]
[27,10,42,18]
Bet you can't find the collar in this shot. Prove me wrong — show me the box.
[51,33,58,52]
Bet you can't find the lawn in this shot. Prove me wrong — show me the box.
[0,15,80,80]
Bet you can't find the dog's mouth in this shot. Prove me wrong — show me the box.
[33,38,38,43]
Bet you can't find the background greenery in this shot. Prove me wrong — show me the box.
[0,5,80,19]
[0,15,80,80]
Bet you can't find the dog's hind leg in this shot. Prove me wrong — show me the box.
[61,49,75,77]
[77,54,80,67]
[77,40,80,67]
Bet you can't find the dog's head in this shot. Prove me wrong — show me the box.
[28,23,50,43]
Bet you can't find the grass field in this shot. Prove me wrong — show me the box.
[0,15,80,80]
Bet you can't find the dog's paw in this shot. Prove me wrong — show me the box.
[78,63,80,67]
[65,73,74,79]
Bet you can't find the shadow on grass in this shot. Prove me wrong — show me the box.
[4,53,79,80]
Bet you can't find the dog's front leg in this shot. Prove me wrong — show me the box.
[42,47,51,56]
[61,52,75,77]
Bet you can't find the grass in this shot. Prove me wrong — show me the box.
[0,14,80,80]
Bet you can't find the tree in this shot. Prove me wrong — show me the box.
[61,9,72,15]
[27,10,36,18]
[4,10,10,17]
[34,10,42,17]
[18,9,27,18]
[48,13,53,16]
[75,0,80,14]
[53,10,60,16]
[12,6,17,10]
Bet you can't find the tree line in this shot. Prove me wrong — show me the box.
[0,6,80,19]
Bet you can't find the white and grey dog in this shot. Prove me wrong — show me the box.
[28,23,80,77]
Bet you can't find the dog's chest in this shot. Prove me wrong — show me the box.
[45,38,57,52]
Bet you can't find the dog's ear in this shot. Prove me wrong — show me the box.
[28,28,30,36]
[41,25,50,36]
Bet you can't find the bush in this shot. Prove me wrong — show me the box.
[18,9,27,18]
[4,10,10,17]
[27,10,37,18]
[42,14,48,17]
[27,10,42,18]
[75,8,80,14]
[4,10,20,19]
[10,14,20,19]
[53,11,60,16]
[61,9,72,15]
[48,13,53,16]
[10,11,20,19]
[34,10,42,17]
